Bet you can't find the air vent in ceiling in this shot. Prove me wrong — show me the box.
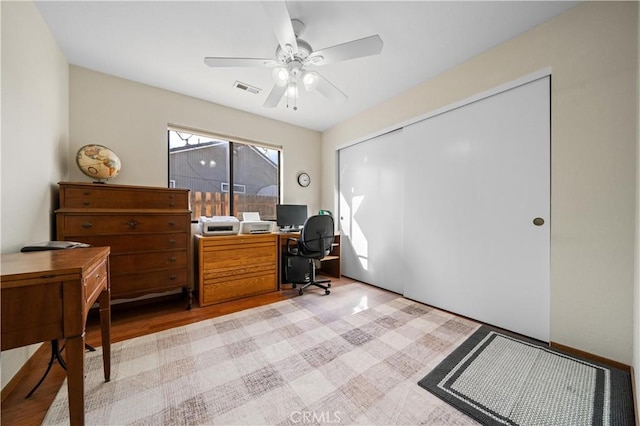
[233,81,261,94]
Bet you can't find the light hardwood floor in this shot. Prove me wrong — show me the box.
[0,276,375,425]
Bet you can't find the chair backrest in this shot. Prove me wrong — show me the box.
[300,214,335,258]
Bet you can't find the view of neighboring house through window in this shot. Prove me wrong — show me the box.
[168,129,280,221]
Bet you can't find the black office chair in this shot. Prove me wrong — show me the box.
[285,214,335,295]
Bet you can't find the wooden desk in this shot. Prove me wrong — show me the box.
[277,232,341,286]
[1,247,111,426]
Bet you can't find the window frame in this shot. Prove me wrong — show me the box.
[167,126,282,221]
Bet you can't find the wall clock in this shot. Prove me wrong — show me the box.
[297,172,310,187]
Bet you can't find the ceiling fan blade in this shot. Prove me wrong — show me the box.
[262,1,298,55]
[263,84,287,108]
[315,73,348,105]
[309,35,383,66]
[204,57,277,68]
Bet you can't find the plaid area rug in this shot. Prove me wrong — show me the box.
[43,288,481,425]
[418,326,634,426]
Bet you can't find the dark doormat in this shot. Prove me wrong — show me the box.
[418,326,634,425]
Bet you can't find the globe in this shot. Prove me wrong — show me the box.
[76,144,121,181]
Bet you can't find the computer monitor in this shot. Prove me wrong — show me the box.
[276,204,308,231]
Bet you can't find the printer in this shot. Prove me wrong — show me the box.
[198,216,240,235]
[239,212,274,234]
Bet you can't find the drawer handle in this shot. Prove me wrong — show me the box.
[169,256,177,262]
[82,223,93,229]
[95,274,101,280]
[83,191,90,196]
[169,275,177,280]
[82,201,90,206]
[169,202,175,207]
[40,274,56,279]
[169,239,176,245]
[125,219,140,229]
[168,221,176,227]
[169,195,174,199]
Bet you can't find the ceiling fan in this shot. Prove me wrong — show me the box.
[204,2,383,110]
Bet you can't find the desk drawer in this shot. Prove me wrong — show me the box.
[62,214,189,235]
[202,263,275,282]
[84,259,108,305]
[202,244,276,270]
[201,272,277,306]
[110,250,187,274]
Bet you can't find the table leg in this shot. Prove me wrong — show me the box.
[98,289,111,382]
[65,334,85,426]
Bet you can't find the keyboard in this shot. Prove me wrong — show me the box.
[280,227,301,233]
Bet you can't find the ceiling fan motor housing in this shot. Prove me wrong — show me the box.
[276,38,312,64]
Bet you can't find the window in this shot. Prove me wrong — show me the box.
[168,129,280,221]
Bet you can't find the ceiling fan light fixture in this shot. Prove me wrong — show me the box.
[272,67,289,86]
[302,71,319,91]
[286,82,299,99]
[287,82,298,99]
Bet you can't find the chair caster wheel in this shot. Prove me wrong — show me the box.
[292,284,297,289]
[325,290,330,295]
[299,289,303,296]
[327,283,331,288]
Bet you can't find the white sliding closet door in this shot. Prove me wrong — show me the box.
[403,77,550,341]
[339,129,404,294]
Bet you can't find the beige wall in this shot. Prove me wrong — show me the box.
[69,67,322,213]
[323,2,639,365]
[1,0,69,388]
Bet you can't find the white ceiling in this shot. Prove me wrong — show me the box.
[35,1,578,132]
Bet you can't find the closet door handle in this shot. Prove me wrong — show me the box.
[533,217,545,226]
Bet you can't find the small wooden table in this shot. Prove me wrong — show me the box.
[1,247,111,426]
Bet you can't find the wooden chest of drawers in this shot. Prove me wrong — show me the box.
[195,234,277,306]
[56,182,192,307]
